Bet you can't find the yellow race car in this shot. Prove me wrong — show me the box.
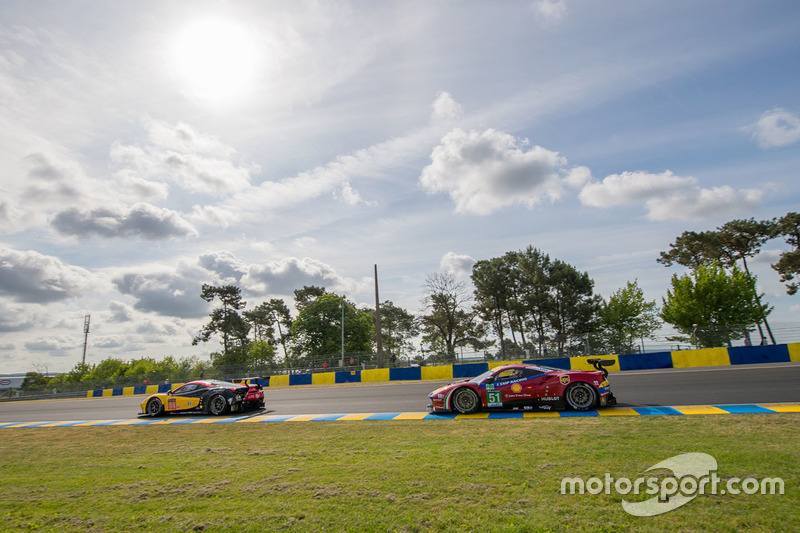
[139,379,264,417]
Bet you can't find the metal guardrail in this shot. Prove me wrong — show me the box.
[0,390,88,402]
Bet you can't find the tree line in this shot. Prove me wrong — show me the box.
[21,212,799,390]
[189,212,798,366]
[190,285,418,373]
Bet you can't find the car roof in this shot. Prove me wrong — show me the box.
[184,379,243,388]
[494,363,567,372]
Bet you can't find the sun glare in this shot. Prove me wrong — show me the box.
[171,17,259,104]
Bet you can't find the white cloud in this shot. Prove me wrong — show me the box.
[0,201,29,233]
[748,108,800,148]
[440,252,476,277]
[198,250,248,283]
[0,300,37,332]
[135,319,183,337]
[145,118,235,159]
[420,128,571,215]
[243,256,367,297]
[579,170,764,221]
[107,301,133,323]
[5,145,196,240]
[430,91,463,124]
[110,118,258,195]
[333,181,366,206]
[51,203,197,240]
[0,248,97,303]
[24,336,76,354]
[109,252,368,319]
[564,165,592,188]
[532,0,567,22]
[112,261,214,319]
[192,113,443,227]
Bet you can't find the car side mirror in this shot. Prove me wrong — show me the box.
[167,390,173,396]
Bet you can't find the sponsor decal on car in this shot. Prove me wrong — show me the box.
[541,396,560,401]
[494,377,527,387]
[560,375,570,385]
[487,390,502,407]
[511,383,522,393]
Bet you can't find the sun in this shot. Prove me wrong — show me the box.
[171,17,259,104]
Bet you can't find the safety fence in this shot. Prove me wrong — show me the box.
[87,343,800,398]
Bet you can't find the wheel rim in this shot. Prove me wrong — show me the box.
[567,384,595,409]
[147,399,161,415]
[210,396,226,415]
[454,389,477,412]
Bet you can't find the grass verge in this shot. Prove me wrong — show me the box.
[1,414,797,532]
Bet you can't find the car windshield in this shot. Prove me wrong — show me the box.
[533,365,561,372]
[206,380,237,388]
[468,365,565,384]
[468,369,496,384]
[172,383,200,395]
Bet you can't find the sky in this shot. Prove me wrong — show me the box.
[1,0,799,374]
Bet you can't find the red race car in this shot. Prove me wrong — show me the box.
[241,382,266,411]
[427,360,616,414]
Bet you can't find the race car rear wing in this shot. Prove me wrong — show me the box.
[586,358,615,379]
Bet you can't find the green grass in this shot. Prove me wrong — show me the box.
[1,415,798,532]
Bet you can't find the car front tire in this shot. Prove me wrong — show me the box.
[451,388,480,414]
[146,398,164,417]
[564,382,598,411]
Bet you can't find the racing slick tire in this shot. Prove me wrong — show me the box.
[208,394,230,416]
[146,398,165,417]
[451,388,480,414]
[564,382,598,412]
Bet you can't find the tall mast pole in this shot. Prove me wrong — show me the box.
[374,264,384,368]
[82,314,91,365]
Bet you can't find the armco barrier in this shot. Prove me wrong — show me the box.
[87,343,800,398]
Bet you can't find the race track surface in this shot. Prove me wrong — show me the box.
[1,362,798,423]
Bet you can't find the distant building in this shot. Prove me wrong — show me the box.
[0,376,25,390]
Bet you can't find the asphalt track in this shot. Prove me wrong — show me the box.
[0,362,798,423]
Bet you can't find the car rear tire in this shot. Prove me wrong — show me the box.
[208,394,229,416]
[564,382,597,411]
[146,398,164,417]
[451,388,480,414]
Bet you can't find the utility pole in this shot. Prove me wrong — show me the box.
[273,312,289,371]
[374,264,384,368]
[82,314,91,365]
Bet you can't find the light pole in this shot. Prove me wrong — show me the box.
[82,314,90,366]
[273,312,289,371]
[374,264,384,368]
[340,298,345,367]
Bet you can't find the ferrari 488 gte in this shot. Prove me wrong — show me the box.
[140,379,265,417]
[427,360,616,414]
